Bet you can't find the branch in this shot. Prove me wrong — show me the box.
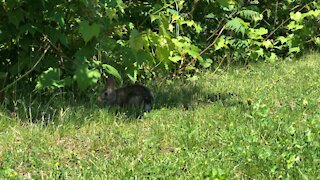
[0,45,50,92]
[265,3,311,40]
[173,25,226,77]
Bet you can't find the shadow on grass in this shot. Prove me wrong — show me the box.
[154,83,241,109]
[1,82,243,123]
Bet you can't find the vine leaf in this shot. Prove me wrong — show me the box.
[79,21,100,43]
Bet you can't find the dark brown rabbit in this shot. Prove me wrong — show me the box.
[97,76,153,111]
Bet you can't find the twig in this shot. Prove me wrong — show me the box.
[43,35,72,61]
[274,0,279,26]
[265,3,311,40]
[207,10,237,41]
[138,2,175,28]
[264,18,290,40]
[0,45,50,92]
[206,19,225,41]
[212,55,226,75]
[173,25,226,77]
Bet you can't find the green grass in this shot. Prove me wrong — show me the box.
[1,53,320,179]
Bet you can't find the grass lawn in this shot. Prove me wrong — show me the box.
[0,53,319,179]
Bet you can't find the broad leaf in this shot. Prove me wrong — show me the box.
[79,21,100,43]
[36,68,64,90]
[129,29,144,51]
[74,64,101,91]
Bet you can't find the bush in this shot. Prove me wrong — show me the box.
[0,0,319,93]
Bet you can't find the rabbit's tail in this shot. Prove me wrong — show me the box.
[143,95,154,112]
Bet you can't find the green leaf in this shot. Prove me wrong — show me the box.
[150,15,160,22]
[106,8,117,21]
[194,23,202,33]
[255,48,264,57]
[239,10,260,21]
[129,29,144,51]
[315,37,320,45]
[248,28,268,40]
[289,47,300,54]
[127,69,138,82]
[74,64,101,91]
[217,0,229,7]
[79,21,100,43]
[205,13,216,19]
[50,10,65,27]
[8,8,25,27]
[262,40,273,49]
[59,34,69,47]
[277,36,288,44]
[201,58,213,68]
[102,64,121,80]
[266,52,277,63]
[116,0,125,13]
[169,56,181,63]
[287,21,303,31]
[0,72,8,79]
[188,44,201,58]
[74,46,95,66]
[36,68,64,90]
[159,15,170,36]
[101,37,118,50]
[185,20,195,27]
[215,37,227,50]
[290,12,303,22]
[226,18,248,35]
[308,9,320,17]
[156,46,170,62]
[136,50,154,63]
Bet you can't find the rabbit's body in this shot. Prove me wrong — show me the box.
[98,77,153,111]
[107,84,153,107]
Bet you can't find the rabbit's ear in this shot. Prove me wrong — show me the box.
[106,75,116,87]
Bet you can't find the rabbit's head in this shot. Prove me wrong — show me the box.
[97,76,117,104]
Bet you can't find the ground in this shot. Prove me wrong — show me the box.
[0,53,319,179]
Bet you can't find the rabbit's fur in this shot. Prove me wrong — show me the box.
[97,76,153,111]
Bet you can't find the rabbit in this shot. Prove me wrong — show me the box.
[97,76,154,111]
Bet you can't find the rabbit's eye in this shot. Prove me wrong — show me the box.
[104,92,108,96]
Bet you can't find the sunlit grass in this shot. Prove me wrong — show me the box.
[0,53,319,179]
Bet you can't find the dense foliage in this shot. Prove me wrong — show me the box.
[0,0,319,92]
